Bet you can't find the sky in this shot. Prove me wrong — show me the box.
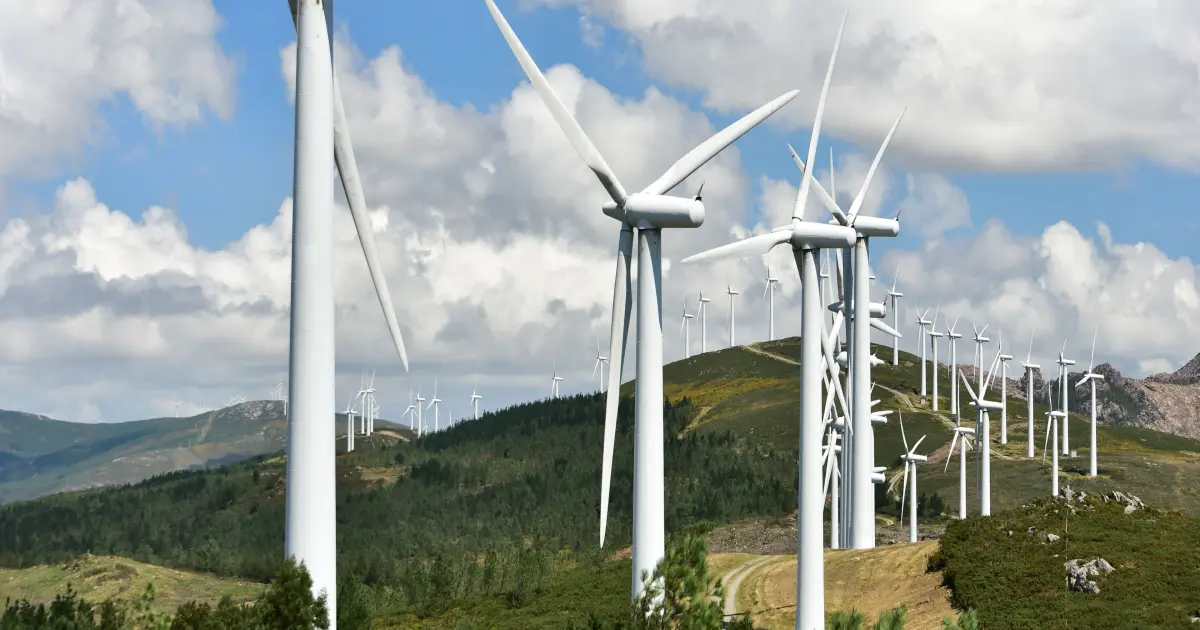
[0,0,1198,423]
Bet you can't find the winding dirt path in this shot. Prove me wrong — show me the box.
[722,555,775,618]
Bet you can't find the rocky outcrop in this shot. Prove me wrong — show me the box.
[1062,354,1200,441]
[1065,558,1115,594]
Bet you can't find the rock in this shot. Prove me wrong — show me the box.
[1125,504,1137,515]
[1063,485,1076,502]
[1065,558,1115,594]
[1102,490,1147,513]
[1046,533,1061,543]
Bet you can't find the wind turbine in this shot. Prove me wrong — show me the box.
[726,284,739,348]
[998,330,1013,445]
[344,392,357,452]
[959,345,1003,516]
[1057,340,1076,456]
[898,414,928,544]
[679,298,695,359]
[697,291,711,354]
[684,11,905,619]
[1021,330,1040,458]
[404,391,417,435]
[414,389,426,436]
[1075,329,1103,477]
[485,0,804,603]
[943,421,976,520]
[1044,378,1063,497]
[763,263,780,341]
[426,380,442,432]
[285,0,411,613]
[971,323,991,401]
[915,306,931,398]
[947,317,962,421]
[551,364,563,399]
[887,266,903,365]
[928,306,943,411]
[593,338,609,393]
[470,387,483,421]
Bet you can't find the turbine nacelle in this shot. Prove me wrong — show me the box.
[828,215,900,238]
[601,193,705,229]
[1023,362,1041,370]
[999,353,1013,361]
[903,453,928,464]
[827,300,887,317]
[968,399,1005,411]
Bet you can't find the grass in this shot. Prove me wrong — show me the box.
[0,554,260,614]
[935,497,1200,629]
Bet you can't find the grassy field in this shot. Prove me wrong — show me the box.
[936,497,1200,629]
[0,554,260,614]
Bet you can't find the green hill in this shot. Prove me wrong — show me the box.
[0,402,412,504]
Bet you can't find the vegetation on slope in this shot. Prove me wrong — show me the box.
[932,496,1200,629]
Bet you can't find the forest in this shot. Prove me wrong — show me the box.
[0,393,798,617]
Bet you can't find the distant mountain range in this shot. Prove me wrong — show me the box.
[0,401,412,504]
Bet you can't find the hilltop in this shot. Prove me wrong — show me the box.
[0,401,412,504]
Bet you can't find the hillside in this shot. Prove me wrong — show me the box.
[1073,357,1200,440]
[0,401,412,504]
[0,554,259,614]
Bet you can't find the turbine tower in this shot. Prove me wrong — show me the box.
[1021,330,1040,458]
[763,263,780,341]
[470,387,483,420]
[414,390,426,436]
[898,414,928,544]
[551,365,563,399]
[887,267,903,365]
[697,291,711,354]
[1057,340,1076,456]
[485,0,803,603]
[426,380,442,431]
[1045,378,1063,497]
[679,299,695,359]
[404,391,417,435]
[1075,329,1103,477]
[726,285,739,348]
[285,1,410,617]
[944,422,975,519]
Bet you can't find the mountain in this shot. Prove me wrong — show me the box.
[0,401,412,504]
[1069,353,1200,440]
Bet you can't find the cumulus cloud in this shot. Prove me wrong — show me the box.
[2,14,1197,425]
[530,0,1200,172]
[0,0,237,178]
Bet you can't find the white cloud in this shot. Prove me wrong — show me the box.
[2,18,1197,426]
[530,0,1200,172]
[0,0,237,178]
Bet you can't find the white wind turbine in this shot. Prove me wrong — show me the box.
[763,263,780,341]
[998,330,1013,445]
[285,1,411,612]
[887,266,903,366]
[362,371,377,436]
[404,390,417,435]
[1075,329,1103,477]
[684,12,906,618]
[1057,340,1076,456]
[679,298,695,359]
[726,284,739,348]
[971,323,991,400]
[928,306,943,411]
[915,306,931,398]
[947,317,963,422]
[943,419,976,520]
[487,1,804,603]
[959,345,1003,516]
[592,338,609,393]
[697,291,711,354]
[344,392,357,452]
[426,380,442,432]
[471,387,483,420]
[897,414,928,544]
[551,364,563,399]
[1021,330,1040,458]
[1044,378,1063,497]
[414,390,426,436]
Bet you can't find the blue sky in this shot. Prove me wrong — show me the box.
[10,0,1198,259]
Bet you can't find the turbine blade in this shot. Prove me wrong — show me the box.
[681,230,790,265]
[847,108,906,222]
[643,90,800,196]
[870,317,903,339]
[959,369,979,403]
[789,145,847,224]
[600,228,634,547]
[485,0,627,204]
[912,434,926,453]
[1089,326,1098,371]
[900,412,909,451]
[1027,327,1035,364]
[900,462,909,518]
[792,11,846,223]
[944,433,958,473]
